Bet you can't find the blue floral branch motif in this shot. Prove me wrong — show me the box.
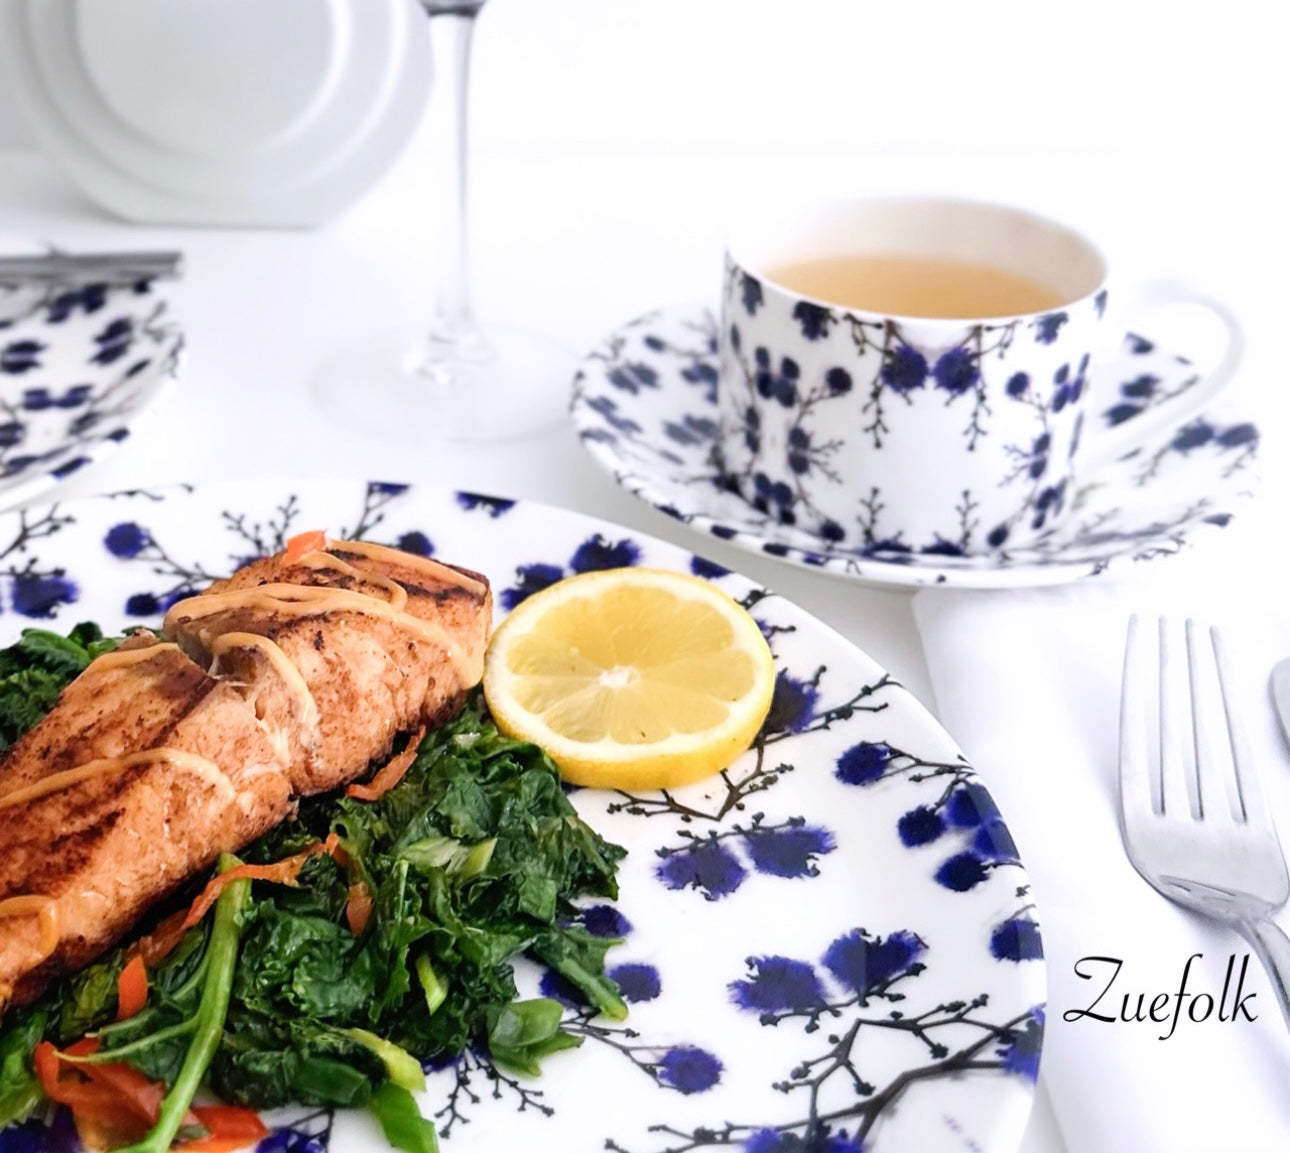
[718,318,873,536]
[455,491,516,518]
[1100,340,1200,431]
[943,321,1018,451]
[854,318,1018,453]
[605,669,896,903]
[0,276,138,335]
[0,337,43,374]
[221,494,303,562]
[1034,495,1227,568]
[836,743,1021,887]
[654,815,837,901]
[557,1009,726,1096]
[105,516,226,617]
[0,503,75,562]
[833,739,1042,961]
[528,905,726,1097]
[604,925,1043,1153]
[0,292,178,486]
[855,318,897,450]
[432,1043,556,1138]
[585,309,719,404]
[254,1107,334,1153]
[851,486,978,560]
[1031,311,1068,345]
[983,365,1074,550]
[1131,418,1258,486]
[501,532,644,611]
[765,371,855,541]
[340,480,412,541]
[0,504,79,618]
[991,895,1044,964]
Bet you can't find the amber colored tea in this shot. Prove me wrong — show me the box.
[764,254,1067,319]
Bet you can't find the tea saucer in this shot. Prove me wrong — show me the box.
[570,306,1259,590]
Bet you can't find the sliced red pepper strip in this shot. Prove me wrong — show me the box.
[344,882,374,936]
[137,906,191,969]
[116,954,148,1021]
[142,840,346,967]
[183,1104,269,1152]
[36,1037,213,1150]
[177,844,333,934]
[346,728,427,802]
[283,529,328,565]
[34,1039,162,1147]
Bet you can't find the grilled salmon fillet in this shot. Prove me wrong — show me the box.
[166,541,492,794]
[0,539,492,1015]
[0,633,293,1007]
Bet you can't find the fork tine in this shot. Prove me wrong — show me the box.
[1211,625,1268,828]
[1159,616,1195,819]
[1119,614,1155,829]
[1186,618,1229,822]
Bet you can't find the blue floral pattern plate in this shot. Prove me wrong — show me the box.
[570,306,1259,589]
[0,274,181,510]
[0,480,1043,1153]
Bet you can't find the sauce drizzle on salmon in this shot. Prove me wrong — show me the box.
[209,631,320,727]
[163,584,483,685]
[0,896,60,961]
[0,748,234,811]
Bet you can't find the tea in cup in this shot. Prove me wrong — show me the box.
[715,197,1242,555]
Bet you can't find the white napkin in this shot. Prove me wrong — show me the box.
[912,534,1290,1152]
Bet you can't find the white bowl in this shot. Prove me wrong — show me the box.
[0,273,182,507]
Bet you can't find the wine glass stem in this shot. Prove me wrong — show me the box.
[423,7,487,353]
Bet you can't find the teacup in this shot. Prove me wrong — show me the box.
[714,196,1242,556]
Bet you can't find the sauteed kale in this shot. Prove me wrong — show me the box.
[0,626,627,1152]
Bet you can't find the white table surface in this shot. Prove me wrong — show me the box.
[2,133,1285,1152]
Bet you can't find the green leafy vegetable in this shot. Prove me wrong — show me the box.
[115,861,250,1153]
[0,623,629,1151]
[370,1082,440,1153]
[485,998,582,1076]
[0,1011,45,1128]
[213,699,626,1106]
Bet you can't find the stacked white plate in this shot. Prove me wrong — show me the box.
[0,0,433,227]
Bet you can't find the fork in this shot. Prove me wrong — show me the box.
[1119,615,1290,1032]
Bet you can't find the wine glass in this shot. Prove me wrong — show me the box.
[315,0,570,442]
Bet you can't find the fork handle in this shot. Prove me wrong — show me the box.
[1238,917,1290,1034]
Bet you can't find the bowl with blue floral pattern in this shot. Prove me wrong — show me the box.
[0,479,1044,1153]
[0,273,182,509]
[570,306,1259,589]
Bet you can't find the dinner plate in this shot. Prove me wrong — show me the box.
[0,0,432,227]
[570,306,1260,590]
[0,274,181,511]
[0,480,1045,1153]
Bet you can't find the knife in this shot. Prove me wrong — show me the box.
[1272,658,1290,748]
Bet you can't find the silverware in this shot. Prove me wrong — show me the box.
[1271,657,1290,749]
[1119,615,1290,1033]
[0,249,183,287]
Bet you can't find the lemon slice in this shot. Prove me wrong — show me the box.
[482,567,776,790]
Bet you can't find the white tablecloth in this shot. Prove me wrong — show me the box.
[913,513,1290,1152]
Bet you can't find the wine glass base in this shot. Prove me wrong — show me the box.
[314,324,573,444]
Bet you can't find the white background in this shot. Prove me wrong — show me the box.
[1,2,1288,1150]
[1,0,1284,160]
